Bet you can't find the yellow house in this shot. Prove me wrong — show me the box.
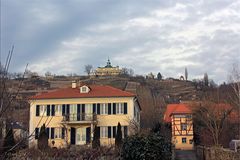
[164,104,193,150]
[95,59,122,76]
[29,82,141,148]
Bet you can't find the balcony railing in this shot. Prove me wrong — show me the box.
[63,113,97,122]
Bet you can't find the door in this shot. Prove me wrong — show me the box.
[76,128,86,145]
[86,127,91,144]
[70,127,76,145]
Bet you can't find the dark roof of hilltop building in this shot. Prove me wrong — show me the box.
[30,84,136,100]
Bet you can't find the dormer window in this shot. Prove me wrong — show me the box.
[80,85,90,93]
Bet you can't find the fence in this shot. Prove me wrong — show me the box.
[195,145,240,160]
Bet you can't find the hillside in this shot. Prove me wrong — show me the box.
[9,76,203,129]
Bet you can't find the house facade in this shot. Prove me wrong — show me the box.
[29,82,140,148]
[164,104,193,150]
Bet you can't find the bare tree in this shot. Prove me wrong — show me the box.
[0,46,29,156]
[128,68,134,77]
[185,67,188,81]
[192,101,233,146]
[121,67,134,77]
[228,63,240,139]
[45,71,52,77]
[84,64,93,76]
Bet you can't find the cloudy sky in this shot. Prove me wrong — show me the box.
[1,0,240,83]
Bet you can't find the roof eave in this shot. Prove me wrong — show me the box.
[29,95,135,101]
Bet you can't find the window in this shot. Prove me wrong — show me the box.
[40,105,46,116]
[100,127,108,138]
[55,105,62,116]
[100,103,108,115]
[181,123,187,131]
[46,128,64,139]
[116,103,124,114]
[189,139,193,144]
[37,104,56,116]
[174,115,186,118]
[137,112,140,122]
[186,115,192,119]
[62,104,70,116]
[182,138,187,143]
[80,86,89,93]
[122,126,128,138]
[54,128,62,139]
[99,126,128,138]
[81,87,87,92]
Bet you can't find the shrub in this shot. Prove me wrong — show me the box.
[38,124,48,150]
[115,122,122,149]
[3,127,15,153]
[92,126,100,149]
[121,133,172,160]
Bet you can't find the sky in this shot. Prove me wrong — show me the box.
[1,0,240,83]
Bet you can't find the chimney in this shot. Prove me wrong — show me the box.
[72,81,77,88]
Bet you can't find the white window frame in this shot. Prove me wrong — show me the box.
[100,103,108,115]
[55,104,62,116]
[54,128,62,139]
[40,105,46,116]
[116,103,124,114]
[100,127,108,138]
[85,104,93,114]
[80,85,90,93]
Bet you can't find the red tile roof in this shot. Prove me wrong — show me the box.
[164,104,192,123]
[30,85,136,100]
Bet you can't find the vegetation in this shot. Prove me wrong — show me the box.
[2,126,15,154]
[115,122,122,149]
[92,126,100,149]
[121,68,134,77]
[84,64,93,75]
[185,67,188,81]
[157,72,162,80]
[204,73,209,86]
[121,133,172,160]
[38,124,49,150]
[10,146,116,160]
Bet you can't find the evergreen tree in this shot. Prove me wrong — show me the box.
[92,126,100,149]
[115,122,122,148]
[157,72,162,80]
[38,124,48,150]
[185,67,188,81]
[3,126,15,153]
[204,73,209,86]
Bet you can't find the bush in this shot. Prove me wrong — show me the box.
[3,127,15,153]
[121,133,172,160]
[38,124,48,150]
[115,122,122,149]
[92,126,100,149]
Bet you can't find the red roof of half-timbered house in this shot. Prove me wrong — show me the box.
[164,104,191,123]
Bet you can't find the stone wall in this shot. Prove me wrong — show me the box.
[196,145,240,160]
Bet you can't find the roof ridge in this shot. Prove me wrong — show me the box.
[30,84,135,100]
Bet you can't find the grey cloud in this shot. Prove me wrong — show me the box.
[1,0,240,83]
